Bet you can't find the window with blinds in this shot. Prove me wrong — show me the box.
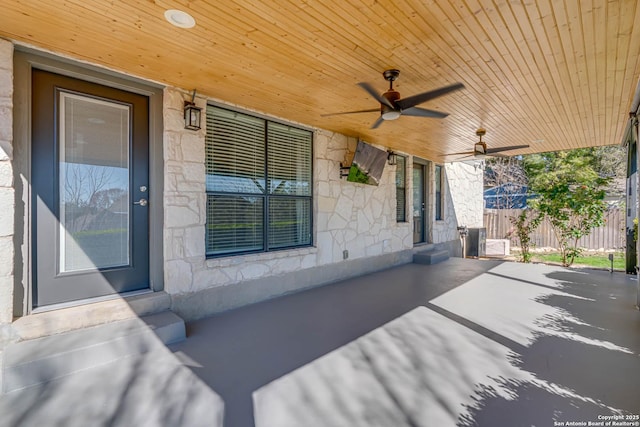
[205,106,312,256]
[395,156,406,222]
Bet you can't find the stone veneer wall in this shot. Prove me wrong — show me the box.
[0,40,14,328]
[0,58,484,328]
[163,87,414,318]
[0,39,14,393]
[431,162,484,244]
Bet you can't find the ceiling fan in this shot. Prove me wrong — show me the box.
[321,69,465,129]
[447,128,529,159]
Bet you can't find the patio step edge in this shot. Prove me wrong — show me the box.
[413,249,450,265]
[12,291,172,342]
[2,311,185,394]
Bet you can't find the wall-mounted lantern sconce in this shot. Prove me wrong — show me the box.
[184,89,202,131]
[387,151,397,166]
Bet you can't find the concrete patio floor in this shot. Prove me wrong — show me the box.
[1,258,639,427]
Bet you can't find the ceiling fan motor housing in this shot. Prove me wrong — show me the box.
[474,128,487,154]
[474,141,487,155]
[381,89,401,120]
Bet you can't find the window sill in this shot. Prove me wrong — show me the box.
[205,245,317,268]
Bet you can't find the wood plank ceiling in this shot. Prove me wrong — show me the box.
[2,0,640,161]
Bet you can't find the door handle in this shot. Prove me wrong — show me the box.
[133,198,148,206]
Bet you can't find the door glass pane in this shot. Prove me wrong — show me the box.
[413,165,424,243]
[396,156,406,222]
[59,92,130,272]
[435,165,443,220]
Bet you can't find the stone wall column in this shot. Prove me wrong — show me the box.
[0,39,14,327]
[162,87,206,295]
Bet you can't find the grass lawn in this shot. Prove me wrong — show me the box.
[528,251,626,270]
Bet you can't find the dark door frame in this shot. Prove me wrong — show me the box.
[412,157,430,245]
[13,49,164,315]
[32,69,150,307]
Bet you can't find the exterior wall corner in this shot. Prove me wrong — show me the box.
[432,161,484,245]
[0,38,14,326]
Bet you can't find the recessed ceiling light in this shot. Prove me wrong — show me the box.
[164,9,196,29]
[532,139,545,144]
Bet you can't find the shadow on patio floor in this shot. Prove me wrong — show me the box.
[169,258,640,427]
[2,258,638,427]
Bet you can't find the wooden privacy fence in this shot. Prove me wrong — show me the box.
[484,208,626,251]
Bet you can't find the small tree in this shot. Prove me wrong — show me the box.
[509,209,541,263]
[524,149,610,267]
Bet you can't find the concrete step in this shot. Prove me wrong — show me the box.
[12,291,172,341]
[413,249,450,265]
[2,311,185,393]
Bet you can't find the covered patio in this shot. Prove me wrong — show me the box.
[2,258,639,426]
[1,2,640,425]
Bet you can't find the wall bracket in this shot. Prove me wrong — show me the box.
[340,163,351,179]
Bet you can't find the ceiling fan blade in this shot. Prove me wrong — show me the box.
[485,144,530,154]
[444,151,475,156]
[370,116,385,129]
[321,108,380,117]
[449,154,475,161]
[395,82,465,110]
[357,82,395,109]
[401,107,448,118]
